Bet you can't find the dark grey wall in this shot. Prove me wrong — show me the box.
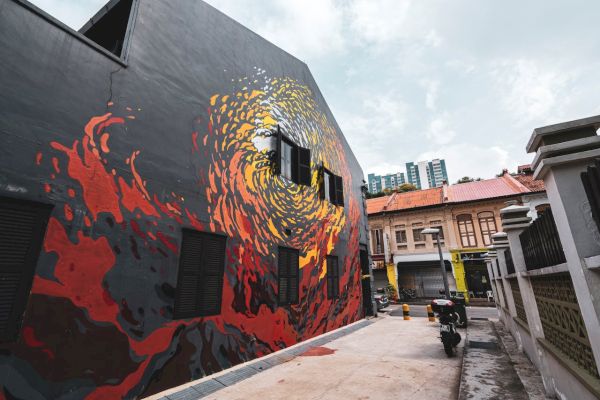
[0,0,368,398]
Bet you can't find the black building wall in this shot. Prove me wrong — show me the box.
[0,0,369,398]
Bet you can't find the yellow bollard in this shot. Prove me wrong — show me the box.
[402,303,411,320]
[427,305,435,322]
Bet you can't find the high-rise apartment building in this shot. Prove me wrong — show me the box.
[368,172,406,193]
[369,159,447,193]
[406,159,448,189]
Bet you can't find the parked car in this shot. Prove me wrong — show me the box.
[374,291,390,310]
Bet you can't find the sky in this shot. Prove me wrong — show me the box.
[29,0,600,182]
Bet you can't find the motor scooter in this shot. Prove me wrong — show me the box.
[431,298,462,357]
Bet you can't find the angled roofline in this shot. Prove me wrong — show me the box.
[10,0,127,66]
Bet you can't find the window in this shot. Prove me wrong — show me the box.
[478,212,497,246]
[276,126,311,186]
[174,230,227,319]
[326,256,340,299]
[281,140,294,180]
[0,197,52,342]
[457,214,477,247]
[371,229,383,254]
[320,167,344,206]
[395,230,407,244]
[80,0,136,58]
[278,247,299,305]
[431,226,445,241]
[412,228,425,242]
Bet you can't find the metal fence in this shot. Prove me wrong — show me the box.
[581,158,600,234]
[519,209,566,271]
[505,248,515,275]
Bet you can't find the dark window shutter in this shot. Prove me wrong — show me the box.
[289,250,299,304]
[278,247,299,305]
[174,231,203,318]
[0,198,51,342]
[334,175,344,206]
[198,234,226,316]
[277,248,289,304]
[274,125,282,175]
[328,173,336,203]
[297,147,311,186]
[327,256,339,299]
[174,230,226,319]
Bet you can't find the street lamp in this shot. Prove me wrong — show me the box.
[422,228,451,300]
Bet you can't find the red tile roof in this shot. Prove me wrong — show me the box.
[512,174,545,192]
[366,187,443,214]
[446,175,529,203]
[366,173,546,215]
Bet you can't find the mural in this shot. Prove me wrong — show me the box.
[0,72,363,399]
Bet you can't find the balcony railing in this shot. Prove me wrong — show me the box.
[519,209,566,271]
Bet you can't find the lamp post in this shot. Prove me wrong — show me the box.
[422,228,450,300]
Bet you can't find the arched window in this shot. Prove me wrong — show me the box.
[478,211,497,246]
[457,214,477,247]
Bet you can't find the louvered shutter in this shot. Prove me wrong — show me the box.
[278,247,299,305]
[297,147,311,186]
[328,173,336,204]
[174,231,203,318]
[333,257,340,298]
[326,256,339,299]
[274,125,282,175]
[174,230,227,319]
[199,233,226,316]
[291,144,299,184]
[278,248,290,304]
[334,175,344,206]
[0,198,51,342]
[288,250,299,304]
[326,257,333,299]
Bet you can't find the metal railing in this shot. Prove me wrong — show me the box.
[581,158,600,234]
[505,248,515,275]
[519,209,566,271]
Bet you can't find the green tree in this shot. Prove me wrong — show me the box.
[456,176,481,184]
[397,183,417,192]
[365,191,386,199]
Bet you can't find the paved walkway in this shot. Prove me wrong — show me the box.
[387,304,498,320]
[148,315,463,400]
[458,319,549,400]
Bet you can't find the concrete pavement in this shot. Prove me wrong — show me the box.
[386,304,499,320]
[148,315,463,400]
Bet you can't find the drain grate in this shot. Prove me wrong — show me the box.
[470,317,489,321]
[468,340,498,350]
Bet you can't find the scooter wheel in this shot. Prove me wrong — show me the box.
[444,342,454,357]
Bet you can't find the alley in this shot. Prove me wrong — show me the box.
[386,304,498,320]
[149,315,463,400]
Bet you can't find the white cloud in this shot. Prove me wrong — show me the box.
[445,59,476,74]
[419,78,439,111]
[418,143,512,182]
[424,29,443,47]
[338,94,409,175]
[29,0,106,29]
[348,0,413,45]
[425,113,456,145]
[205,0,346,60]
[491,59,574,124]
